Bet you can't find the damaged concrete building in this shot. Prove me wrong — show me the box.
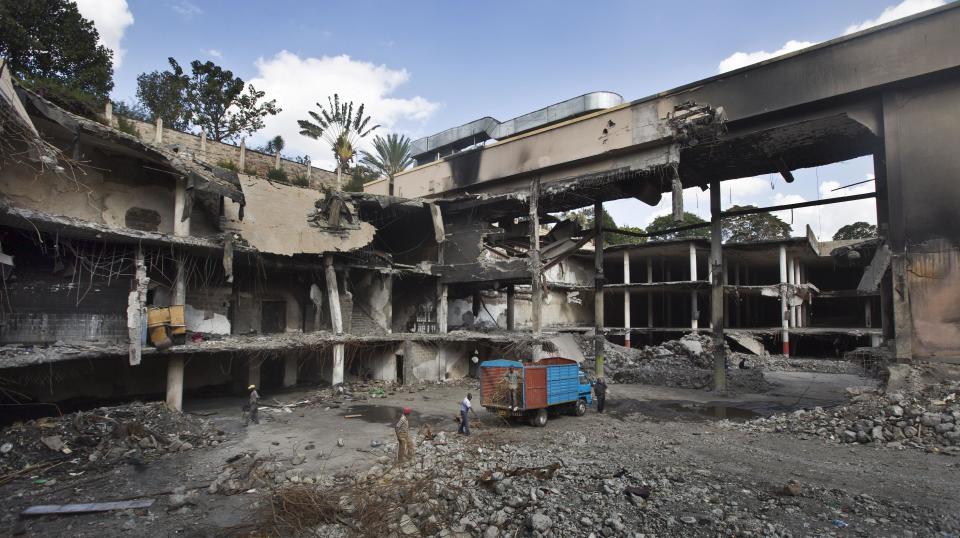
[2,3,959,415]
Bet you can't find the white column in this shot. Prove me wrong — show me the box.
[200,131,207,156]
[324,255,344,385]
[165,356,184,412]
[239,140,246,171]
[779,245,790,356]
[623,251,631,348]
[154,117,163,144]
[104,101,113,124]
[787,256,796,328]
[689,243,698,329]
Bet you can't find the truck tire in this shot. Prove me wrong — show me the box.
[574,398,587,417]
[529,408,548,427]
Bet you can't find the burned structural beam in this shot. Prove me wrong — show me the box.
[709,179,726,393]
[530,178,543,359]
[594,199,605,378]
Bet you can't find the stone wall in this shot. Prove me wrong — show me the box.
[114,116,338,190]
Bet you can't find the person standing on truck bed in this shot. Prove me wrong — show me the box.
[458,393,476,435]
[506,368,521,411]
[593,377,608,413]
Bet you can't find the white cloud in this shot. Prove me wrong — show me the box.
[205,49,223,59]
[844,0,944,34]
[769,178,877,240]
[171,0,203,19]
[73,0,134,68]
[248,51,440,168]
[717,40,816,73]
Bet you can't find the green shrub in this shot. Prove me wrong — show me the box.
[267,167,288,182]
[216,160,239,172]
[292,175,310,187]
[116,116,139,137]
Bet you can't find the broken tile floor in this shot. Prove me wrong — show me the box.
[2,363,959,537]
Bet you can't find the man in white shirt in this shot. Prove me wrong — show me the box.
[458,393,476,435]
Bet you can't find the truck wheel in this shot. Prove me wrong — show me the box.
[574,398,587,417]
[529,408,548,427]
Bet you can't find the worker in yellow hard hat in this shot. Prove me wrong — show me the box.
[245,384,260,426]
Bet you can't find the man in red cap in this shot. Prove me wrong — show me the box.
[395,407,414,465]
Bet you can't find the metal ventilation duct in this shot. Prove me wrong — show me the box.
[411,91,624,164]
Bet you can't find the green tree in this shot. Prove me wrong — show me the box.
[112,100,149,122]
[182,59,280,142]
[298,94,379,190]
[344,164,379,192]
[646,212,709,240]
[0,0,113,115]
[564,207,645,245]
[262,135,285,155]
[359,133,414,196]
[833,221,877,240]
[722,205,791,243]
[135,58,190,130]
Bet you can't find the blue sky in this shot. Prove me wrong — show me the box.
[73,0,947,238]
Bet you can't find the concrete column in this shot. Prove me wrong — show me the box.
[248,357,261,389]
[530,179,543,360]
[779,245,790,356]
[646,257,653,329]
[665,263,672,327]
[200,131,207,156]
[239,140,246,171]
[743,265,751,327]
[155,117,163,144]
[787,256,796,328]
[165,355,184,412]
[283,355,297,387]
[722,257,729,328]
[324,255,344,385]
[689,243,698,329]
[275,150,282,169]
[709,179,726,392]
[173,177,191,305]
[506,284,515,331]
[623,251,631,348]
[794,261,802,328]
[592,200,604,377]
[385,274,393,334]
[437,282,448,333]
[104,101,113,125]
[733,263,741,328]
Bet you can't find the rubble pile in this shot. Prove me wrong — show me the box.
[0,402,225,478]
[253,427,939,537]
[740,380,960,455]
[738,354,862,374]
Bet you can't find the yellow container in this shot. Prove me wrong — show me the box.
[147,306,170,328]
[168,305,186,336]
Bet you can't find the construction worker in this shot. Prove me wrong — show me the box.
[458,393,476,435]
[506,367,521,411]
[245,384,260,425]
[395,407,414,464]
[593,377,607,413]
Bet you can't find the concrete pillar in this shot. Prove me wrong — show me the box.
[722,257,729,328]
[779,245,790,356]
[239,140,246,171]
[794,261,802,328]
[275,150,281,170]
[592,200,604,377]
[530,179,543,361]
[104,101,113,125]
[173,177,191,305]
[165,355,184,412]
[332,344,345,385]
[744,265,751,327]
[385,274,393,334]
[689,243,698,329]
[665,263,672,327]
[623,251,631,348]
[248,357,261,389]
[506,284,515,331]
[155,117,163,144]
[283,355,297,387]
[733,263,741,328]
[200,131,207,156]
[709,179,726,392]
[787,256,796,328]
[437,282,448,333]
[646,257,654,329]
[324,255,344,385]
[865,300,873,328]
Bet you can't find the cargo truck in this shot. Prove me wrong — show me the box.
[479,357,593,426]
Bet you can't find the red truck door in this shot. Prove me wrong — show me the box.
[524,367,548,409]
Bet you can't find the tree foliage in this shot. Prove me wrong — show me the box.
[722,205,792,243]
[563,207,646,246]
[112,100,149,122]
[0,0,113,115]
[183,60,280,142]
[261,135,285,155]
[344,164,379,192]
[359,133,414,196]
[833,221,877,240]
[646,212,709,241]
[298,94,379,188]
[135,58,190,130]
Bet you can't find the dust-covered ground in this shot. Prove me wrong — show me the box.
[1,364,958,537]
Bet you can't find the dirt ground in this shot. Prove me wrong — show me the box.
[2,369,958,537]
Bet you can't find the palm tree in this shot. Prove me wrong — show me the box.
[266,135,284,168]
[360,133,415,196]
[297,94,378,190]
